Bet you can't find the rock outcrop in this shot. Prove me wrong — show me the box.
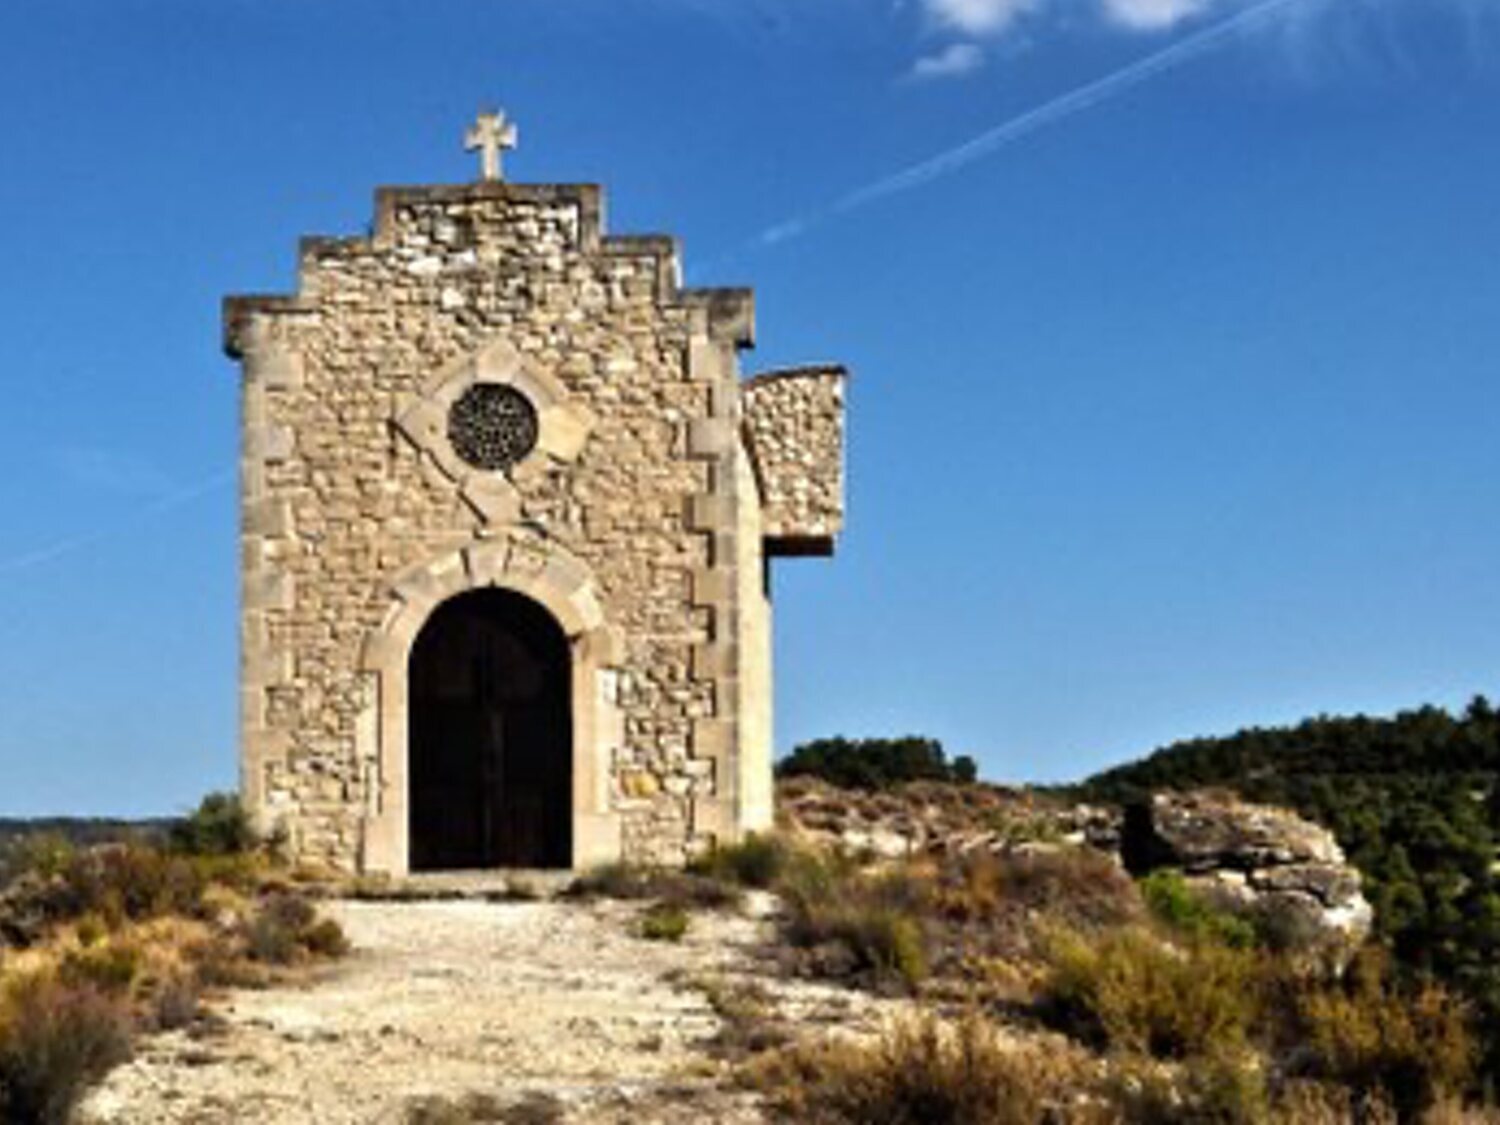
[775,778,1373,965]
[1122,790,1373,963]
[775,776,1118,859]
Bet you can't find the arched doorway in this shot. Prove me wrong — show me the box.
[407,588,572,871]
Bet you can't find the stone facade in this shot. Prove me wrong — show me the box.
[225,174,846,875]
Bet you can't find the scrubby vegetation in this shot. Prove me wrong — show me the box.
[637,816,1481,1122]
[0,793,347,1123]
[1081,695,1500,1089]
[777,736,979,790]
[639,902,690,942]
[748,1013,1093,1125]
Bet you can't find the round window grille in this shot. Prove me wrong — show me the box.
[447,383,539,471]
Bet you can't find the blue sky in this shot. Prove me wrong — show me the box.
[0,0,1496,815]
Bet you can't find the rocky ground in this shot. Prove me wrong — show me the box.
[76,896,900,1125]
[66,783,1375,1123]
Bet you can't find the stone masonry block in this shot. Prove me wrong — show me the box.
[687,495,733,532]
[247,349,305,390]
[460,475,522,525]
[243,498,293,539]
[691,567,733,605]
[692,642,738,679]
[687,418,734,457]
[691,718,736,759]
[691,796,736,839]
[246,424,295,464]
[244,571,294,612]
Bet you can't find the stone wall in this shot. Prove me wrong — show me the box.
[743,367,846,555]
[224,181,817,873]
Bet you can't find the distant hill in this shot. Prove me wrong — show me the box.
[0,817,170,850]
[1078,695,1500,1082]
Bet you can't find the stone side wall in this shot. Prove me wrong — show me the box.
[226,182,759,872]
[743,367,847,554]
[736,445,774,833]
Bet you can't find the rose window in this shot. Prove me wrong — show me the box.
[447,384,539,471]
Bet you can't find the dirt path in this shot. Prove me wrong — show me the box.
[79,899,778,1124]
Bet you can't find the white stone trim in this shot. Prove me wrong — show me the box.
[393,336,597,525]
[356,541,624,875]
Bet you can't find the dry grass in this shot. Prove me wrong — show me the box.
[747,1013,1102,1125]
[1291,949,1476,1119]
[694,975,788,1059]
[0,970,134,1125]
[0,823,349,1120]
[566,862,743,910]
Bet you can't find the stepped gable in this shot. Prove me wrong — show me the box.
[223,117,847,875]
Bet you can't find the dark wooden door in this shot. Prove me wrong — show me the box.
[408,589,571,870]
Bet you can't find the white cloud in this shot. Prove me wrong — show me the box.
[910,41,987,78]
[925,0,1038,34]
[1102,0,1213,31]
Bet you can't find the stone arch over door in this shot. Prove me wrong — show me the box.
[358,543,624,876]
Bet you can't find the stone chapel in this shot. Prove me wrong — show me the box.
[224,113,846,875]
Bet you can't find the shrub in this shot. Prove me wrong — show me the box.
[1103,1052,1270,1125]
[53,844,207,927]
[57,939,142,996]
[302,917,351,958]
[1140,869,1259,949]
[639,903,690,943]
[690,834,789,889]
[567,863,742,910]
[696,976,786,1058]
[1270,1081,1397,1125]
[168,793,258,858]
[1293,949,1475,1118]
[1041,927,1260,1060]
[749,1013,1081,1125]
[404,1091,514,1123]
[146,971,201,1031]
[242,891,344,965]
[934,848,1140,931]
[0,833,75,886]
[786,896,928,991]
[0,973,133,1125]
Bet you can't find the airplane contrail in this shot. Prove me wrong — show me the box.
[0,468,235,578]
[754,0,1308,249]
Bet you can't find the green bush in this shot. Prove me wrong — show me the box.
[167,792,257,858]
[639,903,690,942]
[1140,869,1259,949]
[0,973,133,1125]
[690,834,789,889]
[1041,927,1260,1060]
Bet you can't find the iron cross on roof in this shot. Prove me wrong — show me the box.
[465,110,518,183]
